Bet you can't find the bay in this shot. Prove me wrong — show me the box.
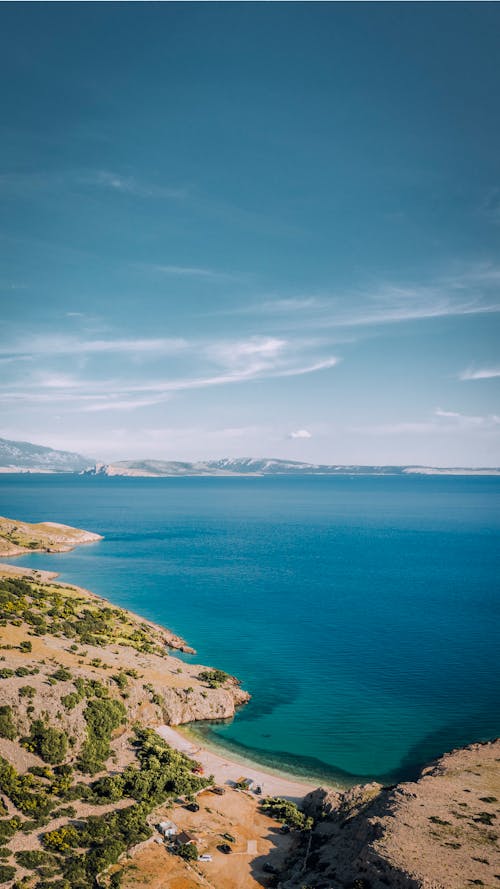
[1,473,499,785]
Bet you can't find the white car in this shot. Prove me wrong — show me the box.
[198,854,213,862]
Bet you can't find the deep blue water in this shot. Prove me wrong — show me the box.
[1,474,499,785]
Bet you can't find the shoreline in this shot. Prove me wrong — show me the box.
[180,722,347,790]
[156,724,319,802]
[0,555,324,796]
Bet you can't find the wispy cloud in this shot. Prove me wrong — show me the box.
[0,336,188,359]
[459,366,500,381]
[0,169,187,201]
[86,171,187,200]
[289,429,312,439]
[81,394,172,412]
[0,333,340,412]
[236,262,500,330]
[148,263,240,281]
[435,408,500,427]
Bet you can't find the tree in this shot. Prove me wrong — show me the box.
[177,842,198,861]
[0,706,16,740]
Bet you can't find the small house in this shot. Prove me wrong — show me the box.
[176,830,196,846]
[158,820,177,837]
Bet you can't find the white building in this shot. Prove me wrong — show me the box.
[158,820,178,837]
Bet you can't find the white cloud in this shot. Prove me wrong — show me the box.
[459,366,500,381]
[237,262,500,330]
[86,171,187,200]
[0,336,188,359]
[209,336,287,366]
[276,357,339,377]
[150,264,239,281]
[0,330,340,411]
[81,395,171,412]
[435,408,500,427]
[289,429,312,439]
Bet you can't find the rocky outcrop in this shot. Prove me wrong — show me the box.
[160,682,250,726]
[0,515,102,556]
[281,740,500,889]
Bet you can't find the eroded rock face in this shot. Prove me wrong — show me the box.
[160,682,250,725]
[282,740,500,889]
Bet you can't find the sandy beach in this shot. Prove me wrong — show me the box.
[156,724,318,802]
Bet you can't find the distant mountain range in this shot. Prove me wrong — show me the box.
[84,457,408,476]
[83,458,499,477]
[0,437,91,473]
[1,437,498,476]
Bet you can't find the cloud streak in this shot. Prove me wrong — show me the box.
[88,171,187,200]
[236,263,500,331]
[459,366,500,381]
[149,263,241,282]
[0,336,188,359]
[0,333,340,412]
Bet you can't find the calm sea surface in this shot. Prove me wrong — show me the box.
[1,474,499,785]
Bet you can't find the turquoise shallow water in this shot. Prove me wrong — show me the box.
[1,474,499,785]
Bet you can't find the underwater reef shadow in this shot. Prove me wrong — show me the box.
[189,713,500,790]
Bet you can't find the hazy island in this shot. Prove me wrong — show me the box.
[1,436,499,477]
[0,517,498,889]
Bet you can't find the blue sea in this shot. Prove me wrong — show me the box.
[1,474,499,786]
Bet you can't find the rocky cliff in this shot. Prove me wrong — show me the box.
[281,740,500,889]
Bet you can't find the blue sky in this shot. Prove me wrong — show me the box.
[1,2,499,465]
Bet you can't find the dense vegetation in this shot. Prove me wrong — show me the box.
[0,726,209,887]
[260,796,313,830]
[77,698,126,774]
[22,720,68,765]
[0,573,231,887]
[0,576,167,655]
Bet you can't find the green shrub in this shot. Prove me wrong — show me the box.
[0,817,21,845]
[43,824,80,853]
[0,865,16,883]
[90,774,125,802]
[112,672,128,690]
[22,719,68,764]
[0,705,16,740]
[178,842,198,861]
[260,797,312,829]
[77,698,126,774]
[15,850,56,870]
[198,669,228,688]
[61,692,80,710]
[51,667,72,682]
[42,824,82,853]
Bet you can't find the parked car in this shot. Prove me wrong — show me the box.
[198,854,213,862]
[218,844,232,854]
[185,802,200,812]
[221,832,235,843]
[211,786,226,795]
